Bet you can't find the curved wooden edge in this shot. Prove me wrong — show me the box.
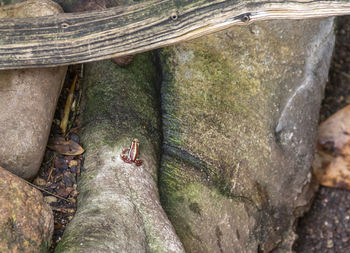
[0,0,350,69]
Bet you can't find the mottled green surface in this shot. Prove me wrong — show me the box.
[81,53,161,154]
[159,18,335,252]
[56,55,184,253]
[0,0,23,5]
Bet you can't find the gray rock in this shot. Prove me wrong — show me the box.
[0,0,67,180]
[0,166,54,252]
[56,55,184,253]
[159,18,335,252]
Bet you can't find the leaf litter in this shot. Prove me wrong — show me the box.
[295,16,350,252]
[32,65,84,252]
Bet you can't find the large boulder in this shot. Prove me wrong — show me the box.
[55,55,184,252]
[159,18,335,252]
[0,0,67,180]
[0,166,54,252]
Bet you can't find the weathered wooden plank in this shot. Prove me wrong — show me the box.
[1,0,350,69]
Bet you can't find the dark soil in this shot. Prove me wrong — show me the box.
[294,16,350,253]
[34,66,84,252]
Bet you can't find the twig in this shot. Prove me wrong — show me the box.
[340,71,350,80]
[47,153,56,182]
[60,74,78,136]
[51,206,75,213]
[19,177,70,202]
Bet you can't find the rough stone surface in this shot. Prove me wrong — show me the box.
[0,166,54,252]
[0,0,67,180]
[0,0,63,18]
[55,55,184,253]
[159,18,335,252]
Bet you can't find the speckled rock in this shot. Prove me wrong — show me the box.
[55,55,184,253]
[0,166,54,252]
[0,0,67,180]
[159,18,335,252]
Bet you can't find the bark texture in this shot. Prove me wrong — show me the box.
[0,0,349,68]
[55,55,184,253]
[159,18,335,252]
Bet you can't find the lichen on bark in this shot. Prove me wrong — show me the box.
[159,18,335,252]
[56,54,184,252]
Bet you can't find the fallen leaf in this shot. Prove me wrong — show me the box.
[70,190,79,197]
[54,223,64,230]
[318,104,350,150]
[313,105,350,189]
[48,137,84,155]
[69,160,78,167]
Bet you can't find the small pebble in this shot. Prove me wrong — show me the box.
[44,196,58,204]
[342,237,349,243]
[327,239,334,248]
[315,242,322,250]
[33,177,47,187]
[334,216,339,224]
[327,231,333,239]
[68,198,76,204]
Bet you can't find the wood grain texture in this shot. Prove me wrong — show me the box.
[1,0,350,69]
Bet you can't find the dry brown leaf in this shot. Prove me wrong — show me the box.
[68,160,78,167]
[47,137,84,156]
[313,105,350,189]
[70,190,79,197]
[318,104,350,150]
